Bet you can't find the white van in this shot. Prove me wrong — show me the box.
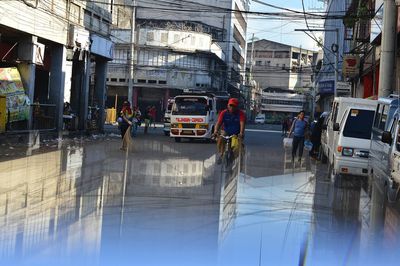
[370,95,400,201]
[322,97,377,179]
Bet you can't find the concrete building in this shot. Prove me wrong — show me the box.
[341,0,400,100]
[0,0,113,132]
[106,0,249,117]
[246,39,317,122]
[247,39,316,91]
[107,21,226,118]
[315,0,352,111]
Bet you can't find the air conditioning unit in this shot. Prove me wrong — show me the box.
[17,38,45,65]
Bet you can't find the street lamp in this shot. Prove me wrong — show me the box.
[294,28,339,98]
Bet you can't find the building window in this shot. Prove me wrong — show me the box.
[148,80,157,84]
[255,50,273,58]
[84,9,92,28]
[233,25,245,49]
[232,46,244,65]
[119,78,126,82]
[161,32,168,43]
[256,61,262,66]
[137,79,146,83]
[70,3,81,24]
[292,52,300,60]
[93,14,100,30]
[110,78,117,82]
[231,68,241,83]
[274,51,290,58]
[147,32,154,42]
[234,4,247,32]
[158,80,167,84]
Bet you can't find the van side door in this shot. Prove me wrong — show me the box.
[328,102,339,157]
[371,104,390,183]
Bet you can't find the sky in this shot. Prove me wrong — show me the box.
[248,0,325,51]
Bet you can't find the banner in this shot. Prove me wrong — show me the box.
[343,55,360,78]
[0,67,30,122]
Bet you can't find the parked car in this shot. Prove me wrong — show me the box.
[370,95,400,202]
[321,97,377,180]
[255,114,265,124]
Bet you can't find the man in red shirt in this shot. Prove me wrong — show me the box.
[213,98,246,163]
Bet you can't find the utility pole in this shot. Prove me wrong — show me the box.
[248,33,255,118]
[334,28,339,98]
[128,0,136,104]
[378,0,397,97]
[249,33,255,82]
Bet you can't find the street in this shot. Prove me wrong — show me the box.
[0,127,399,266]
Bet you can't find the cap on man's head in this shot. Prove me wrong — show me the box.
[228,98,239,107]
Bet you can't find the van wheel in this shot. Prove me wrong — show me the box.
[164,131,169,136]
[174,137,181,143]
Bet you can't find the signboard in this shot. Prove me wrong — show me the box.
[343,55,360,78]
[318,80,335,94]
[371,0,384,43]
[336,82,352,95]
[0,68,30,122]
[91,34,114,60]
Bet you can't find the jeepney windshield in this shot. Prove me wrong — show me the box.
[172,97,208,116]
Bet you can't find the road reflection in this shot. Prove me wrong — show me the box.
[0,137,242,266]
[2,134,400,265]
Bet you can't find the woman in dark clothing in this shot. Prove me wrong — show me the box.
[309,117,324,158]
[119,101,133,150]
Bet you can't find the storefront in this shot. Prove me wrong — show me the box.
[0,25,66,132]
[65,28,113,131]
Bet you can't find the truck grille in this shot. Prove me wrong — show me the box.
[181,123,196,129]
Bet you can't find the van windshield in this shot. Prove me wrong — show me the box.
[172,97,208,116]
[343,109,375,139]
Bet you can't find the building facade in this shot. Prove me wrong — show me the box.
[342,0,400,100]
[247,39,316,92]
[0,0,113,132]
[106,0,249,117]
[107,21,226,119]
[315,0,352,112]
[246,39,317,122]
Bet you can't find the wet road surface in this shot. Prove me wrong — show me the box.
[0,129,400,265]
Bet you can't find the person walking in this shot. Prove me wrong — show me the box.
[288,111,308,163]
[144,106,151,134]
[150,106,157,129]
[309,116,324,159]
[119,101,133,150]
[281,117,289,136]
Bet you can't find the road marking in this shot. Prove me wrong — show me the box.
[246,129,282,134]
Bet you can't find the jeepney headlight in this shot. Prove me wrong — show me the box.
[342,147,354,157]
[197,124,209,129]
[171,123,178,128]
